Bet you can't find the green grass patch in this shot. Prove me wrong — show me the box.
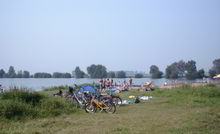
[43,85,69,91]
[0,85,219,134]
[0,88,78,120]
[1,87,44,106]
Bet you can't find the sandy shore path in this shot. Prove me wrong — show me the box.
[159,82,208,89]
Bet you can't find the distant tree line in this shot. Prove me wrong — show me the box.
[135,73,144,78]
[0,66,30,78]
[0,66,71,78]
[34,72,52,78]
[52,72,71,78]
[0,58,219,79]
[73,65,127,79]
[165,60,205,80]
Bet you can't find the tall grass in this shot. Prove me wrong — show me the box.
[146,84,220,108]
[43,85,69,91]
[0,87,77,120]
[1,87,44,106]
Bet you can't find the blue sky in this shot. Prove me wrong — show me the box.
[0,0,220,74]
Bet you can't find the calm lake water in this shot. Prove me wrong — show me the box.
[0,78,205,91]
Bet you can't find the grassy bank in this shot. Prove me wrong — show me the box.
[0,84,219,134]
[0,87,77,121]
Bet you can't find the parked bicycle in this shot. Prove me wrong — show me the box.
[85,94,116,114]
[65,87,92,108]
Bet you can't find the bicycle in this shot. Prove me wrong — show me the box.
[85,95,116,114]
[65,86,91,108]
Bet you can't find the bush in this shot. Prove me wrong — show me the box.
[0,88,77,120]
[40,97,66,110]
[0,100,37,120]
[39,97,77,116]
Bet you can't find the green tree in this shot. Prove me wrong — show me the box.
[53,72,71,78]
[7,66,16,78]
[87,64,96,77]
[185,60,198,80]
[17,70,23,78]
[176,60,186,77]
[87,64,107,78]
[0,69,5,78]
[74,66,85,78]
[34,72,52,78]
[150,65,163,78]
[53,72,63,78]
[197,69,205,79]
[23,71,30,78]
[209,58,220,77]
[116,71,126,78]
[165,65,178,79]
[44,73,52,78]
[165,60,186,79]
[135,73,143,78]
[107,71,116,78]
[63,73,71,78]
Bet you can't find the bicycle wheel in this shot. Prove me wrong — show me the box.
[85,103,97,113]
[112,96,122,107]
[104,102,116,114]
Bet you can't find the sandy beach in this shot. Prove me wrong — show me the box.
[159,82,209,89]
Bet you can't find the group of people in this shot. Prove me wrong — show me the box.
[99,78,133,91]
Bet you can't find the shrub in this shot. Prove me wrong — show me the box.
[0,88,77,120]
[0,100,35,120]
[39,97,76,116]
[40,97,66,110]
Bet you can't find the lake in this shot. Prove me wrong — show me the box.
[0,78,205,91]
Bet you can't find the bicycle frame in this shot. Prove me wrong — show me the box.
[90,97,112,112]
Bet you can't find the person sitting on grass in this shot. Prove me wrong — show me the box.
[53,89,63,97]
[68,86,75,95]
